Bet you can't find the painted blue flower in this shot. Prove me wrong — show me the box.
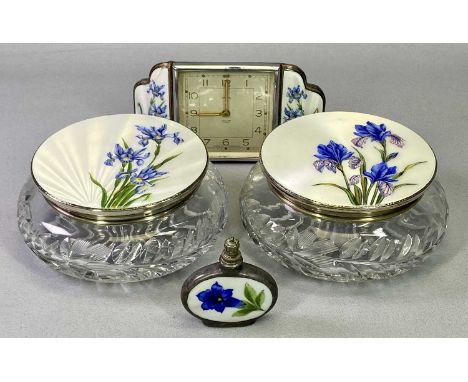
[117,166,167,194]
[137,124,168,146]
[147,81,165,99]
[286,85,308,103]
[149,103,168,118]
[313,141,354,173]
[196,281,244,313]
[354,121,391,141]
[363,162,398,184]
[352,121,405,148]
[315,140,354,164]
[283,107,304,121]
[105,144,150,166]
[136,124,183,146]
[172,132,182,145]
[104,152,115,166]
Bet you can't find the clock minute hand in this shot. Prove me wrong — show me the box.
[221,80,231,118]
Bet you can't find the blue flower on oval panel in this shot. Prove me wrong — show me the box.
[196,281,266,317]
[104,144,150,166]
[196,282,243,313]
[136,124,183,146]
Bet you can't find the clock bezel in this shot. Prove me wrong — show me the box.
[172,63,281,161]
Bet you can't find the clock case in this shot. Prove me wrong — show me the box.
[133,62,326,161]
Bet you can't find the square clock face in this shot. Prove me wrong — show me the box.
[174,64,279,160]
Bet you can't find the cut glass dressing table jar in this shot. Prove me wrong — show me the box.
[240,112,448,281]
[18,114,227,282]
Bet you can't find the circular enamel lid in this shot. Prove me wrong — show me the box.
[32,114,208,223]
[260,112,437,221]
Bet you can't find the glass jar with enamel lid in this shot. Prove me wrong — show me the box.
[240,112,448,281]
[18,114,227,282]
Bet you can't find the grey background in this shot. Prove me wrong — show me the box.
[1,44,467,337]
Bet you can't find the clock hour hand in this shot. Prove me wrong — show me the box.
[198,111,223,117]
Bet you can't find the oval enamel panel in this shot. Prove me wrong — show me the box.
[261,112,436,210]
[186,277,274,323]
[32,114,207,211]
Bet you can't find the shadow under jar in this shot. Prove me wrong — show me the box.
[240,112,448,282]
[18,114,227,282]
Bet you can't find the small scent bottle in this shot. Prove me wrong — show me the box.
[181,237,278,327]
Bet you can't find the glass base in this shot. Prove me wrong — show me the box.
[240,163,449,282]
[18,163,227,283]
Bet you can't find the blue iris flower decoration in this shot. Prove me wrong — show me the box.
[116,166,167,194]
[137,124,168,146]
[363,162,398,184]
[354,121,391,142]
[314,140,354,164]
[286,85,308,103]
[172,132,182,145]
[147,81,165,99]
[196,282,244,313]
[149,103,168,118]
[283,107,304,121]
[136,124,183,146]
[104,144,150,166]
[352,121,405,149]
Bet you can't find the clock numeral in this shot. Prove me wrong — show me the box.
[187,92,199,100]
[190,110,198,115]
[203,79,209,87]
[255,95,263,100]
[245,80,248,87]
[222,139,230,146]
[203,138,211,145]
[221,79,230,86]
[254,127,261,134]
[242,139,250,147]
[190,127,198,133]
[255,110,263,117]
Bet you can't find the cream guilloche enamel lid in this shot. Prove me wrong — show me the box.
[260,112,437,221]
[31,114,208,223]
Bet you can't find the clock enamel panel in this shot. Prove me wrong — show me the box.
[174,65,278,160]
